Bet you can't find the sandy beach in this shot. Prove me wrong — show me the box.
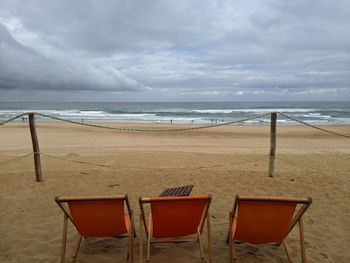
[0,122,349,263]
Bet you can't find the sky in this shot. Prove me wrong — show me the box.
[0,0,349,102]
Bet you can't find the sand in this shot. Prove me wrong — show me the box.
[0,122,349,262]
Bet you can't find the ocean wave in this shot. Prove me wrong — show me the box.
[1,104,349,125]
[300,114,331,118]
[192,108,318,114]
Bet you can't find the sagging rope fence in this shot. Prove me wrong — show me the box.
[0,111,349,181]
[1,111,349,136]
[33,112,272,132]
[0,151,265,172]
[0,153,33,167]
[278,112,350,139]
[0,112,28,126]
[42,152,266,171]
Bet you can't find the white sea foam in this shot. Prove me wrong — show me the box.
[332,117,350,123]
[300,114,331,118]
[192,108,318,114]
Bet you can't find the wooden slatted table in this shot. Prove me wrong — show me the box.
[159,185,194,197]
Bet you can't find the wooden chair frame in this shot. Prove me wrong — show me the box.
[55,195,134,263]
[226,195,312,263]
[139,195,212,263]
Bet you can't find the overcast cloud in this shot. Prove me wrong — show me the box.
[0,0,349,101]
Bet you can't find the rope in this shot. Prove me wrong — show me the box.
[276,157,338,177]
[39,152,213,170]
[0,153,33,167]
[40,152,266,171]
[35,112,270,132]
[40,152,124,169]
[277,112,350,138]
[1,111,349,138]
[0,112,28,126]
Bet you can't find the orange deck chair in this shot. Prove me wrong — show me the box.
[226,195,312,263]
[55,195,134,263]
[139,195,212,263]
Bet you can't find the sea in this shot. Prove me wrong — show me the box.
[0,101,349,125]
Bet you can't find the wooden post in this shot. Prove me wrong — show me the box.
[28,112,43,182]
[268,112,277,177]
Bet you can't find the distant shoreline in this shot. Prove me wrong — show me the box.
[1,101,349,125]
[3,116,350,126]
[4,120,350,129]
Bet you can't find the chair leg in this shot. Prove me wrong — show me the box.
[207,212,212,263]
[127,211,134,263]
[60,214,68,263]
[229,238,233,263]
[299,218,307,263]
[228,212,236,262]
[71,235,83,263]
[130,215,135,263]
[229,239,237,262]
[282,240,292,263]
[127,239,130,263]
[146,216,152,262]
[226,212,233,244]
[197,229,205,263]
[139,215,144,263]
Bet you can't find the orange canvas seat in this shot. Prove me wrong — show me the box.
[139,195,212,262]
[55,195,134,263]
[227,195,312,263]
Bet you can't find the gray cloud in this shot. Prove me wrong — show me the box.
[0,23,145,92]
[0,0,349,101]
